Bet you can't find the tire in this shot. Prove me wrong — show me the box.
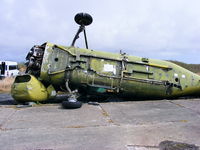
[62,101,82,109]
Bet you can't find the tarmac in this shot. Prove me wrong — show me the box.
[0,93,200,150]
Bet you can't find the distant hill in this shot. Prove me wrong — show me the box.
[169,60,200,74]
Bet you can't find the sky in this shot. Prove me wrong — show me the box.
[0,0,200,64]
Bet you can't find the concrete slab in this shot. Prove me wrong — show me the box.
[0,108,16,126]
[1,120,199,150]
[100,100,200,125]
[0,94,200,150]
[168,99,200,114]
[2,104,110,129]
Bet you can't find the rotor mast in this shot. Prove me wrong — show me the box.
[71,13,93,49]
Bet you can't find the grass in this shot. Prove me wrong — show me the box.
[0,77,15,93]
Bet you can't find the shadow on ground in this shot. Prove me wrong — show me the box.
[0,93,197,106]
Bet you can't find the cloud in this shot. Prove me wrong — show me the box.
[0,0,200,63]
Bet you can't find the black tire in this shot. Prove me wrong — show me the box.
[62,101,82,109]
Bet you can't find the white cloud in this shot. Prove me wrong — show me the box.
[0,0,200,63]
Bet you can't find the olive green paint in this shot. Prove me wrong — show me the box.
[11,42,200,102]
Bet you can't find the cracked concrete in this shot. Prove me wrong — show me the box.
[0,93,200,150]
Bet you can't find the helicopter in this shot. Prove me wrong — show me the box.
[11,13,200,109]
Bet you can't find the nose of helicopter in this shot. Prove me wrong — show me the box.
[11,74,56,102]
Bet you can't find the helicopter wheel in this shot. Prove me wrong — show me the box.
[62,100,82,109]
[62,94,82,109]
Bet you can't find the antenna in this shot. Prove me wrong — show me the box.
[71,13,93,49]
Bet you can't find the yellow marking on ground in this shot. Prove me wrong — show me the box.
[180,120,188,123]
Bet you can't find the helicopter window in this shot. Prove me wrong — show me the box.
[15,75,31,83]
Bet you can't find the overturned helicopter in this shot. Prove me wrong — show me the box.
[11,13,200,108]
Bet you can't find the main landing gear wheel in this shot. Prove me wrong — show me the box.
[62,101,82,109]
[62,80,82,109]
[62,95,82,109]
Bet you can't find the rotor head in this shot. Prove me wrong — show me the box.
[74,13,93,26]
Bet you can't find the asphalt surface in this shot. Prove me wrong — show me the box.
[0,93,200,150]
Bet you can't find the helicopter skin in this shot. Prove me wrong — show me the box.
[11,42,200,102]
[11,13,200,108]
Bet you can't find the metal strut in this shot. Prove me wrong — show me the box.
[65,79,79,102]
[71,25,89,49]
[71,25,84,47]
[71,12,93,49]
[83,28,88,49]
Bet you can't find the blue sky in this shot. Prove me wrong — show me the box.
[1,0,200,63]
